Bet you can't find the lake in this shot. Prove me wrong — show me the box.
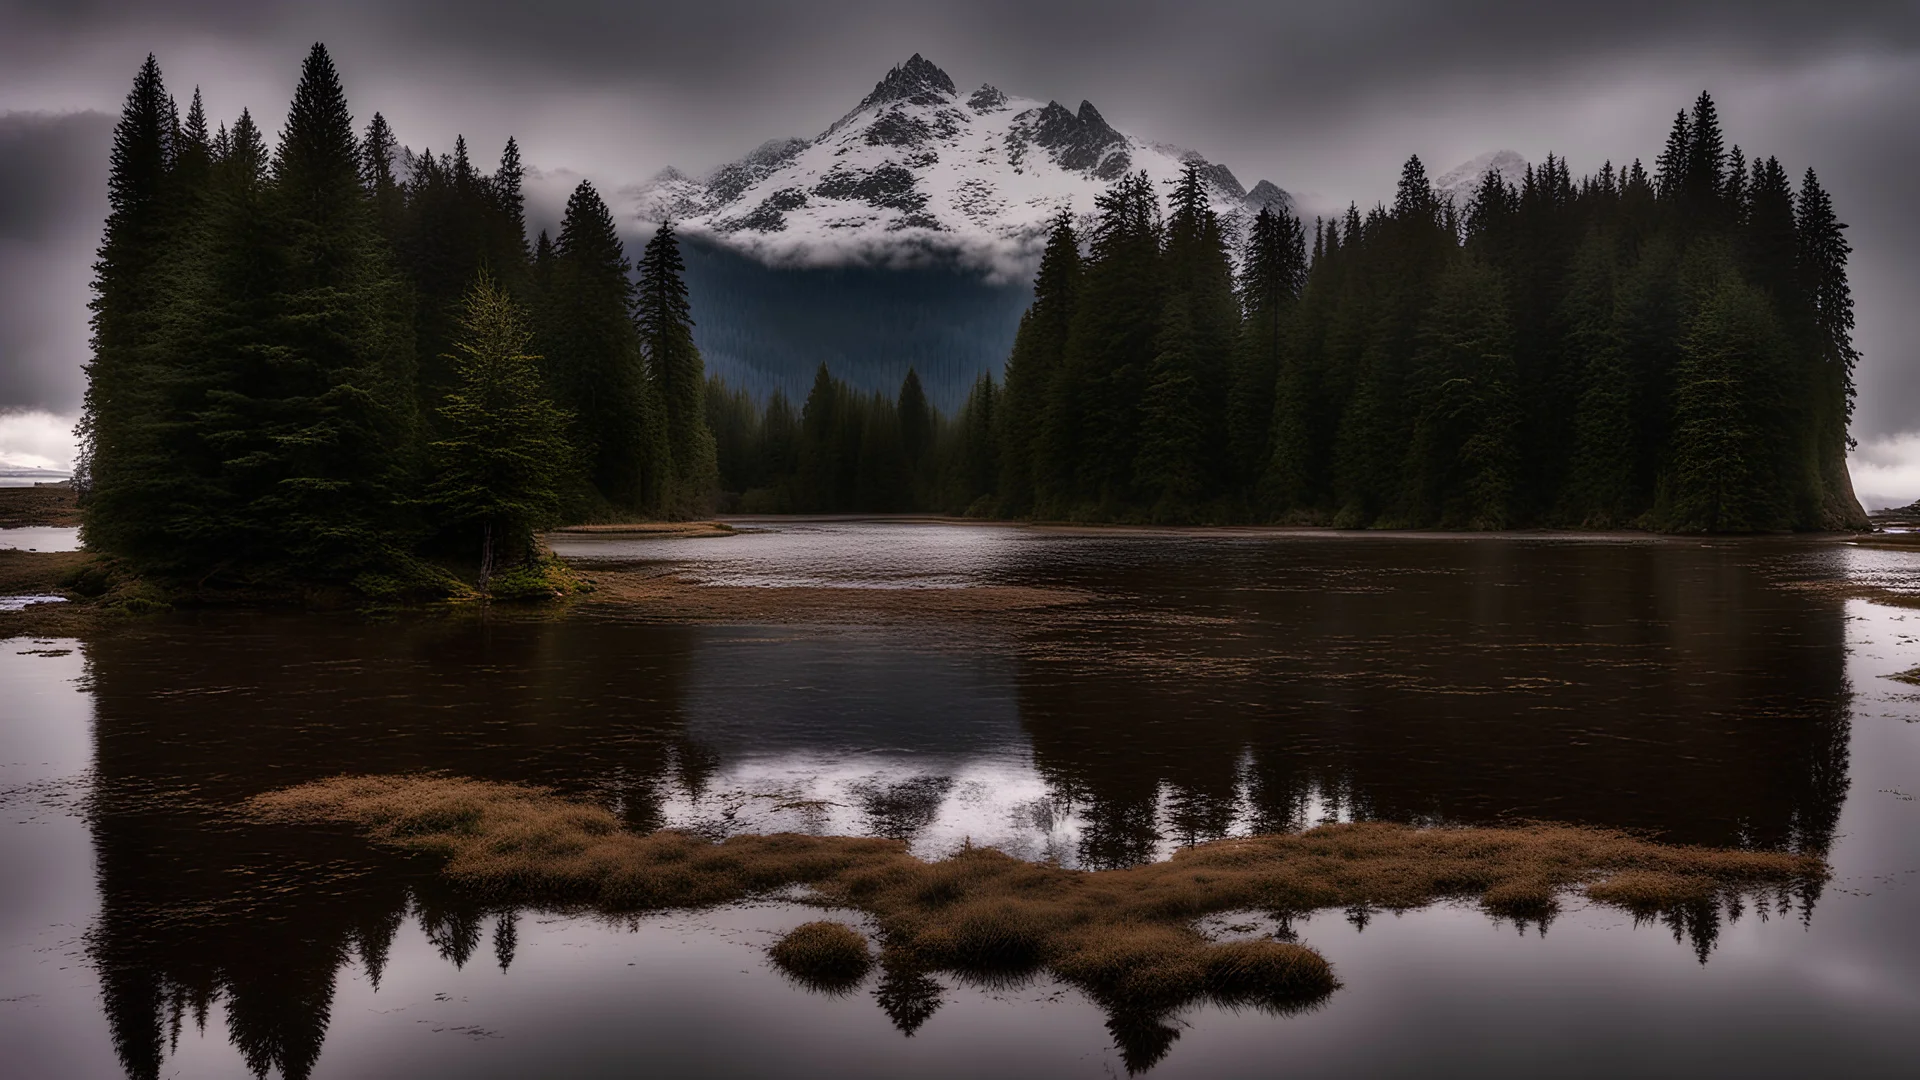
[3,520,1916,1077]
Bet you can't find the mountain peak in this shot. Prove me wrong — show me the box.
[1434,150,1529,203]
[968,84,1008,113]
[628,58,1291,279]
[858,53,958,112]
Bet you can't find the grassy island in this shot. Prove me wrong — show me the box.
[251,774,1826,1036]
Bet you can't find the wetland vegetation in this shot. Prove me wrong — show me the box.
[249,773,1823,1029]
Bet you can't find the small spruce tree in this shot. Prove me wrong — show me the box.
[426,273,574,591]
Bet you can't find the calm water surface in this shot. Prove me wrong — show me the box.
[3,521,1917,1077]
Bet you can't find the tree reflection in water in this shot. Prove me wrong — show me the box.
[79,538,1851,1077]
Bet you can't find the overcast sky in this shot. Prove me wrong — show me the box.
[3,1,1917,501]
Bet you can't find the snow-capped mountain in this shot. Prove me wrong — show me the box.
[627,55,1293,280]
[1433,149,1529,208]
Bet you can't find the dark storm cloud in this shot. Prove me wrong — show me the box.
[0,1,1916,449]
[0,111,111,413]
[7,2,1913,94]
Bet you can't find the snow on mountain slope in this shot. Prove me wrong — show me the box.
[626,55,1293,281]
[1434,149,1530,208]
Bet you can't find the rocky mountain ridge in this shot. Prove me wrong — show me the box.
[628,54,1295,279]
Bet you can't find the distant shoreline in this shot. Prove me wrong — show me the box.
[3,512,1907,640]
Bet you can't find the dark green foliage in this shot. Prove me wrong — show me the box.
[953,373,1000,515]
[79,53,175,542]
[425,274,573,589]
[692,92,1861,533]
[638,220,719,517]
[1663,265,1790,531]
[397,135,532,411]
[536,180,669,518]
[1135,296,1207,519]
[1056,171,1164,516]
[1230,205,1306,494]
[89,45,422,581]
[998,212,1080,517]
[1400,256,1520,528]
[78,68,1867,566]
[78,45,719,591]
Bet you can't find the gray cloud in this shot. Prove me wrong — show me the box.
[0,1,1915,439]
[0,111,111,413]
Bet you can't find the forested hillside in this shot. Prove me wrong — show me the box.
[79,46,717,592]
[713,92,1867,531]
[78,48,1865,584]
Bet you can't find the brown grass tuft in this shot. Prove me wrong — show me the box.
[249,774,1827,1020]
[769,921,872,991]
[1585,870,1719,912]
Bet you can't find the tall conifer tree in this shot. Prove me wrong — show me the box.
[540,180,666,516]
[1001,211,1080,516]
[637,220,718,517]
[80,54,175,544]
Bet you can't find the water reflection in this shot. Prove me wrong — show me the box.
[66,531,1863,1077]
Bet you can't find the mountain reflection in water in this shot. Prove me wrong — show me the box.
[31,529,1895,1076]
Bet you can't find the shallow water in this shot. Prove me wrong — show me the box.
[0,525,82,552]
[3,522,1918,1077]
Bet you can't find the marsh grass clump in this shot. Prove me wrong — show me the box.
[769,921,873,991]
[250,775,1827,1043]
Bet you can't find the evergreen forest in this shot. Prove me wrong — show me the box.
[712,93,1867,532]
[79,46,718,592]
[79,47,1867,600]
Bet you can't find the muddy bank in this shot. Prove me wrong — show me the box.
[0,485,80,528]
[573,566,1088,624]
[0,550,95,635]
[546,521,738,539]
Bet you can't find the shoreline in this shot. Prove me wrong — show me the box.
[3,520,1909,639]
[0,485,81,529]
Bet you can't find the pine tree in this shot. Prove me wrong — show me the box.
[853,392,910,512]
[1330,157,1450,526]
[359,112,405,241]
[1135,296,1207,520]
[243,42,418,578]
[1796,168,1867,527]
[896,367,933,495]
[1684,92,1728,213]
[1654,111,1692,201]
[426,273,573,590]
[798,363,846,510]
[1000,211,1079,516]
[637,220,718,517]
[1401,255,1520,528]
[488,137,529,290]
[539,180,666,516]
[1561,229,1637,524]
[1230,204,1306,500]
[1160,160,1240,503]
[1059,171,1161,514]
[1664,267,1789,531]
[79,54,175,547]
[176,88,211,183]
[759,389,800,510]
[952,373,1000,513]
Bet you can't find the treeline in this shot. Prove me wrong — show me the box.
[711,92,1865,531]
[79,45,716,590]
[706,366,999,514]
